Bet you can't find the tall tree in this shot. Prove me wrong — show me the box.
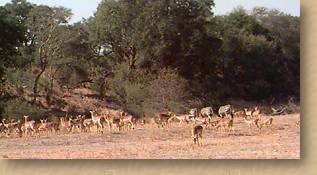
[88,0,221,101]
[214,7,298,100]
[26,5,72,103]
[252,7,300,97]
[4,0,35,68]
[90,0,220,76]
[0,6,25,118]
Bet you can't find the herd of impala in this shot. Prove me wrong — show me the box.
[0,104,299,146]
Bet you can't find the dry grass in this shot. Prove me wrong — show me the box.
[0,113,300,159]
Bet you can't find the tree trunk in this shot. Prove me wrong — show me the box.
[0,67,5,96]
[46,76,54,105]
[32,68,46,104]
[99,79,106,99]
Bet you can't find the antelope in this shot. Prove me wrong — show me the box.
[259,117,273,129]
[168,113,190,125]
[38,119,47,134]
[112,117,123,132]
[252,106,261,117]
[140,118,146,126]
[12,120,23,136]
[233,110,245,118]
[21,115,36,137]
[0,122,8,137]
[2,119,22,137]
[215,116,234,133]
[106,110,124,131]
[69,115,85,132]
[38,119,58,135]
[244,108,252,118]
[102,112,114,131]
[1,119,10,136]
[243,117,260,129]
[209,118,221,127]
[83,118,93,132]
[89,111,105,133]
[154,112,172,128]
[59,117,72,133]
[138,117,154,127]
[0,123,5,135]
[194,116,214,128]
[192,124,203,146]
[120,112,136,130]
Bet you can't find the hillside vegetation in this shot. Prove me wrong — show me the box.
[0,0,300,119]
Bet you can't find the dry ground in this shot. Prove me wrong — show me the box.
[0,113,300,159]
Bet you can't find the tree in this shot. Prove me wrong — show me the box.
[213,7,293,100]
[0,7,25,68]
[0,6,25,118]
[144,68,192,113]
[252,7,300,97]
[90,0,220,75]
[4,0,35,68]
[26,6,72,103]
[88,0,221,103]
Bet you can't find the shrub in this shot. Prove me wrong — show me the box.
[246,79,271,100]
[107,62,151,117]
[6,68,34,96]
[0,93,11,120]
[107,63,193,117]
[143,68,193,114]
[2,98,46,121]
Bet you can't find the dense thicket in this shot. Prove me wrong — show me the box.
[0,0,300,118]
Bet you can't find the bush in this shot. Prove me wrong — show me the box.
[143,68,193,115]
[0,93,11,120]
[124,83,149,116]
[246,79,271,100]
[107,63,193,117]
[107,62,151,117]
[203,91,224,109]
[6,68,34,95]
[2,98,46,121]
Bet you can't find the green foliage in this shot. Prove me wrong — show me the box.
[107,63,192,117]
[90,0,220,77]
[247,79,271,100]
[252,7,300,96]
[4,0,34,22]
[56,64,91,89]
[107,62,150,116]
[0,4,27,118]
[0,6,25,67]
[2,98,46,120]
[212,7,298,100]
[0,0,300,118]
[26,5,73,103]
[6,69,34,91]
[0,93,11,120]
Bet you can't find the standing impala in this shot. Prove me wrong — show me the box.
[192,124,203,146]
[89,111,104,133]
[21,115,36,137]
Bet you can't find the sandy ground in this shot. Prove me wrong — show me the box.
[0,113,300,159]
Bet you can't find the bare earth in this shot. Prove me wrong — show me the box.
[0,113,300,159]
